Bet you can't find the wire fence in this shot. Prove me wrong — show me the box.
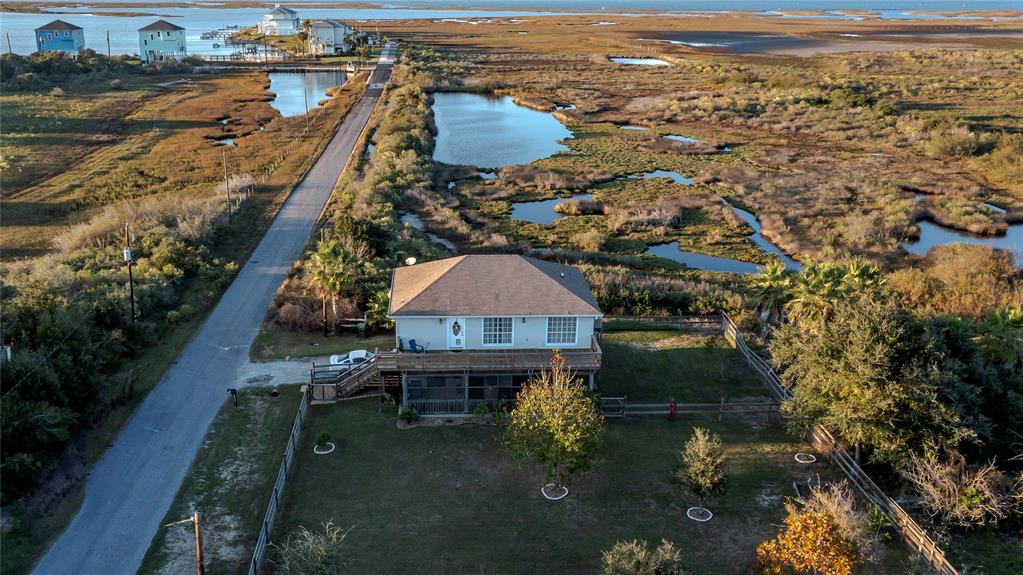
[720,313,959,575]
[247,386,309,575]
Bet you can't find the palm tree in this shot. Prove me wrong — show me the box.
[366,290,394,331]
[785,262,845,326]
[752,260,792,327]
[304,239,371,336]
[975,305,1023,368]
[841,257,885,296]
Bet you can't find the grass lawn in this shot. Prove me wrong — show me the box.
[138,385,303,575]
[250,328,394,361]
[946,529,1023,575]
[272,400,911,574]
[599,330,771,402]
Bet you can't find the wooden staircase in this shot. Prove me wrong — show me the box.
[309,359,383,403]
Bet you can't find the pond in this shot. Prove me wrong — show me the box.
[628,170,694,185]
[267,71,345,118]
[901,220,1022,264]
[665,134,701,143]
[431,93,572,169]
[511,194,593,225]
[725,202,803,271]
[400,214,457,252]
[646,242,762,274]
[611,57,671,66]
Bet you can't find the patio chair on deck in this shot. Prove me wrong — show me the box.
[408,339,426,354]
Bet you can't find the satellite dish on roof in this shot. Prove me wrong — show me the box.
[405,257,417,266]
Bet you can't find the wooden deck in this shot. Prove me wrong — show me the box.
[375,336,602,373]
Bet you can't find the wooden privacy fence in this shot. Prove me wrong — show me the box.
[247,387,309,575]
[604,314,722,331]
[720,313,959,575]
[600,397,779,419]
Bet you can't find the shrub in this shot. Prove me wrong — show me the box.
[398,408,419,424]
[110,78,123,90]
[572,229,606,251]
[903,453,1015,528]
[49,86,65,97]
[271,520,349,574]
[315,432,332,448]
[925,125,981,158]
[601,539,685,575]
[676,427,726,499]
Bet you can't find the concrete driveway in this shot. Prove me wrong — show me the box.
[32,43,397,575]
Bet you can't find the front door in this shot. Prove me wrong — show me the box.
[447,317,465,349]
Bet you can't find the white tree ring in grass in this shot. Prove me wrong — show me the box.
[795,452,817,464]
[687,507,713,522]
[541,483,569,501]
[313,442,336,455]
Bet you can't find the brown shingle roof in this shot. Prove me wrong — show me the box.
[389,255,602,317]
[138,20,185,32]
[35,20,83,32]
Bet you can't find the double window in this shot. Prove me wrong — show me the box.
[482,317,513,346]
[546,317,578,346]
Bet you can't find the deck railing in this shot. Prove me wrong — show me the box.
[375,336,602,372]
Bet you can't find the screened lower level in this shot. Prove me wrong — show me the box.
[400,371,596,415]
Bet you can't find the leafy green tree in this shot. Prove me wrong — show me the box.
[772,294,974,463]
[676,427,727,499]
[601,539,685,575]
[504,351,603,494]
[752,260,792,327]
[975,305,1023,368]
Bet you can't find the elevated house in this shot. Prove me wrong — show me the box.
[308,20,355,55]
[258,4,301,36]
[138,20,186,63]
[35,20,85,54]
[310,255,603,414]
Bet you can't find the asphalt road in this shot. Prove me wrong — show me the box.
[32,42,396,575]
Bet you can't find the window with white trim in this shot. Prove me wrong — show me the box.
[482,317,513,345]
[546,317,578,346]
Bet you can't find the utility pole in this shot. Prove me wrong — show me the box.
[164,512,205,575]
[303,85,310,128]
[222,148,231,223]
[193,511,205,575]
[106,30,111,57]
[6,33,12,54]
[123,224,136,322]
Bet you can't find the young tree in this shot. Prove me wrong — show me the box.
[504,351,603,496]
[601,539,685,575]
[676,427,727,500]
[757,483,878,575]
[272,520,349,575]
[756,508,859,575]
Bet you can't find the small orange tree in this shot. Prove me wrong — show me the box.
[504,351,604,491]
[756,507,859,575]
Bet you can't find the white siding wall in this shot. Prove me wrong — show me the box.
[395,316,597,351]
